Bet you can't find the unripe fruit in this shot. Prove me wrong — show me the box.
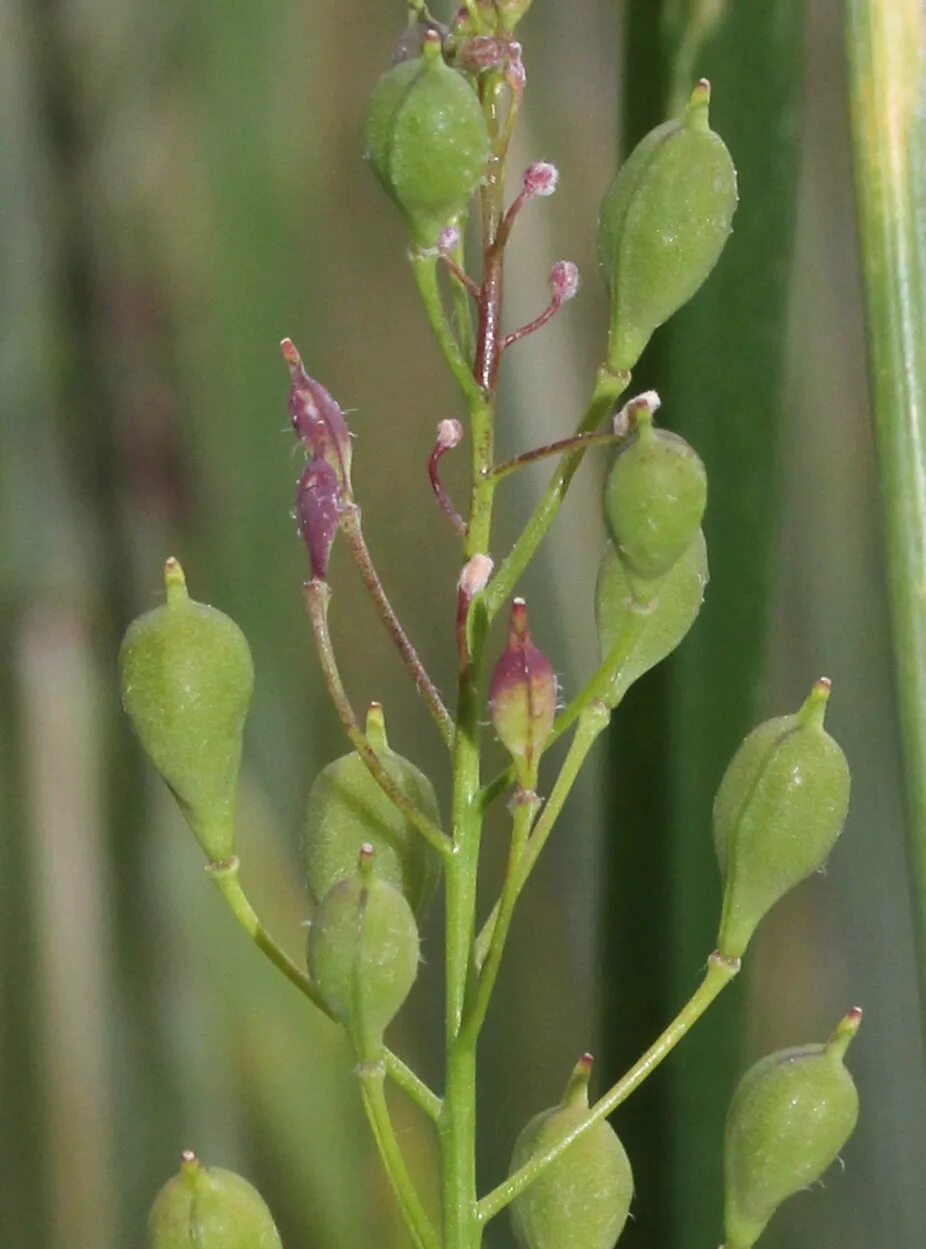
[724,1010,861,1249]
[713,679,851,960]
[148,1151,282,1249]
[602,406,707,581]
[489,599,557,784]
[119,559,254,862]
[307,847,420,1061]
[303,704,442,920]
[597,80,737,373]
[510,1055,633,1249]
[595,531,708,704]
[364,33,491,247]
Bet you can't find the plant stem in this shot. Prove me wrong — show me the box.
[303,579,451,859]
[845,0,926,1017]
[359,1065,442,1249]
[488,428,626,483]
[340,504,455,747]
[411,254,485,406]
[206,858,441,1121]
[476,952,740,1224]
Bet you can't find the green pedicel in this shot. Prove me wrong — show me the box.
[597,80,737,373]
[510,1056,633,1249]
[148,1152,282,1249]
[119,559,254,862]
[713,679,851,960]
[723,1010,862,1249]
[303,703,443,920]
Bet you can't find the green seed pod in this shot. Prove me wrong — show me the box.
[148,1150,282,1249]
[510,1055,633,1249]
[307,846,420,1061]
[713,679,851,960]
[602,404,707,581]
[119,559,254,862]
[597,80,737,373]
[595,530,708,705]
[303,703,442,919]
[724,1009,861,1249]
[364,32,491,247]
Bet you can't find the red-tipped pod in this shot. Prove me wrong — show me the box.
[281,339,352,489]
[296,458,342,580]
[509,1055,633,1249]
[489,599,557,782]
[148,1150,282,1249]
[713,679,851,959]
[723,1010,861,1249]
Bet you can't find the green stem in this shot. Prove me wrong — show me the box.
[359,1065,441,1249]
[845,0,926,1018]
[206,859,441,1121]
[476,952,740,1224]
[411,254,485,406]
[487,428,626,483]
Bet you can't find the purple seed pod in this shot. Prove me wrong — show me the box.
[296,458,343,580]
[489,598,557,780]
[281,338,353,491]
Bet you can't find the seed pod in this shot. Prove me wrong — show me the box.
[713,679,850,960]
[282,338,353,490]
[303,704,443,919]
[489,599,557,784]
[364,32,491,247]
[595,530,708,704]
[296,457,343,580]
[602,403,707,581]
[148,1150,282,1249]
[510,1055,633,1249]
[597,80,737,373]
[119,559,254,862]
[307,846,420,1061]
[724,1009,862,1249]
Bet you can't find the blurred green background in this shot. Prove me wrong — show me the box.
[2,1,924,1247]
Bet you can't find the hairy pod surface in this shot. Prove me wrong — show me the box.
[364,34,490,247]
[307,850,420,1061]
[602,411,707,581]
[303,704,442,919]
[595,530,708,703]
[510,1057,633,1249]
[489,599,557,783]
[713,679,850,959]
[119,559,254,862]
[597,81,737,373]
[148,1152,282,1249]
[724,1011,861,1249]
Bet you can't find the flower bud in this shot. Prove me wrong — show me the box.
[489,599,557,782]
[119,560,254,862]
[148,1151,282,1249]
[602,401,707,582]
[509,1055,633,1249]
[296,458,342,580]
[723,1010,862,1249]
[282,338,353,489]
[713,679,851,959]
[364,33,491,247]
[303,703,443,919]
[595,530,708,704]
[307,846,420,1062]
[597,80,737,373]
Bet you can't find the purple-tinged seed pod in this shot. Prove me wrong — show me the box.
[296,458,343,581]
[489,599,557,782]
[281,338,353,490]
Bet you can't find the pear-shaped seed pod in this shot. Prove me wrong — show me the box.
[724,1010,861,1249]
[713,679,850,959]
[364,32,491,246]
[148,1151,282,1249]
[595,531,708,705]
[489,599,557,784]
[597,80,737,373]
[119,560,254,862]
[510,1056,633,1249]
[303,704,442,920]
[602,407,707,582]
[307,847,420,1062]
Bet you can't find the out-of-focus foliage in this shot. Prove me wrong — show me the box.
[1,2,924,1249]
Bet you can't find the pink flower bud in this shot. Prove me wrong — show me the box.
[550,261,579,303]
[437,418,464,449]
[281,339,352,490]
[296,458,342,580]
[489,599,557,778]
[438,226,462,254]
[523,162,559,198]
[458,553,494,601]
